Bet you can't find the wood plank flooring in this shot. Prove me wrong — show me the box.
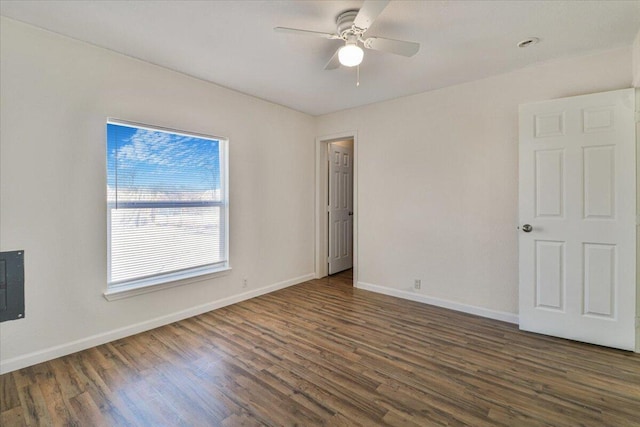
[2,270,640,426]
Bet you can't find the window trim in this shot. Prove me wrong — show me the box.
[103,266,232,301]
[105,118,230,299]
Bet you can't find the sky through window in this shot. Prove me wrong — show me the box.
[107,123,220,203]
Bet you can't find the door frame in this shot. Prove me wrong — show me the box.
[315,131,358,285]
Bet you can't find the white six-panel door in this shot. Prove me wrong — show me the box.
[518,88,636,350]
[328,142,354,275]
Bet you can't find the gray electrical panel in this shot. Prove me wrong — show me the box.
[0,250,25,322]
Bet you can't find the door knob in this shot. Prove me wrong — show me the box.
[348,211,353,216]
[522,224,533,232]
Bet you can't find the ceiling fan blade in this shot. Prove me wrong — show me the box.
[363,37,420,57]
[353,0,390,31]
[274,27,340,40]
[324,49,341,70]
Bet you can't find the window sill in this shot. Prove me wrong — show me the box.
[103,266,232,301]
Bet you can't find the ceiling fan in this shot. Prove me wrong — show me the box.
[274,0,420,72]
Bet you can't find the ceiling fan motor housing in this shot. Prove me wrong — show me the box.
[273,0,420,72]
[336,10,361,38]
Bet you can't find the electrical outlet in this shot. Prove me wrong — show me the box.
[414,279,421,290]
[242,279,248,288]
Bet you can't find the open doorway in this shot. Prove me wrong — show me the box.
[327,140,354,274]
[315,132,357,285]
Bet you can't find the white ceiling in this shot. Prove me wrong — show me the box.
[1,1,639,116]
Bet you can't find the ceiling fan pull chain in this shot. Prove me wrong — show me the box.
[356,65,360,87]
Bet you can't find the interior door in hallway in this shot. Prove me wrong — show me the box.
[328,141,353,275]
[518,88,636,350]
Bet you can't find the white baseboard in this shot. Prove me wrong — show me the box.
[356,281,519,325]
[0,273,315,374]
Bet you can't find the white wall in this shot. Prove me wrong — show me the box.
[0,18,316,372]
[633,28,640,87]
[317,48,633,320]
[636,88,640,352]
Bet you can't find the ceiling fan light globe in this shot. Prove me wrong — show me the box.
[338,44,364,67]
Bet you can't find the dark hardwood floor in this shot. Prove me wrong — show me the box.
[1,270,639,426]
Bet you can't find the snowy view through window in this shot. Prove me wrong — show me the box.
[107,122,226,286]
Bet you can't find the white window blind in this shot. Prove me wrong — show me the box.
[107,120,228,288]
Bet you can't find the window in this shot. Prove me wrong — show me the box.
[106,120,228,294]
